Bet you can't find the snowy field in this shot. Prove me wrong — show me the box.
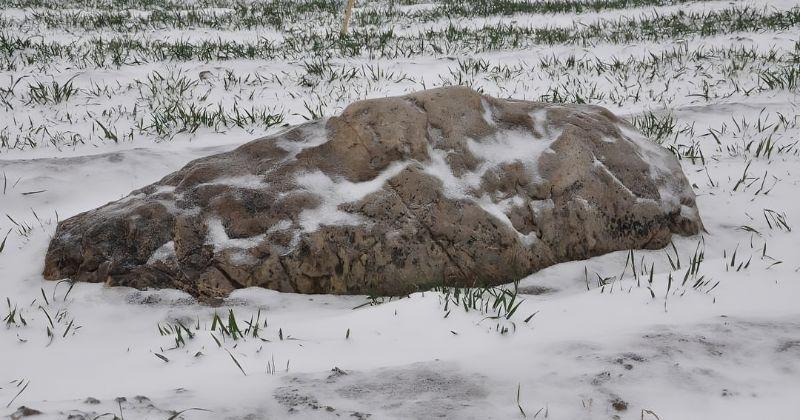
[1,0,799,418]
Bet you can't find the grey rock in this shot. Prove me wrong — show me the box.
[43,87,702,301]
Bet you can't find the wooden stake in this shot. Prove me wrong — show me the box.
[341,0,355,36]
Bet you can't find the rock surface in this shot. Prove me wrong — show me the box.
[43,87,702,301]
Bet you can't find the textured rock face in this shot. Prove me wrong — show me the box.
[43,87,702,301]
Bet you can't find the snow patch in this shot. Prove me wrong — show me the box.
[205,217,265,250]
[421,122,564,245]
[619,124,678,182]
[593,156,636,198]
[477,194,539,245]
[422,147,483,199]
[267,219,293,232]
[467,130,553,168]
[152,185,175,194]
[200,174,267,189]
[681,204,698,219]
[295,161,410,232]
[147,241,175,264]
[466,124,561,182]
[481,98,496,127]
[275,122,330,160]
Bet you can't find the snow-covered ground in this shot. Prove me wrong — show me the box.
[1,0,799,419]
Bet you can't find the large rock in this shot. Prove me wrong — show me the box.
[43,87,702,301]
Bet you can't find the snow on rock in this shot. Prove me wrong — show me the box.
[41,86,702,301]
[295,161,410,232]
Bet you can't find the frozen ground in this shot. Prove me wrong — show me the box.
[1,0,799,419]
